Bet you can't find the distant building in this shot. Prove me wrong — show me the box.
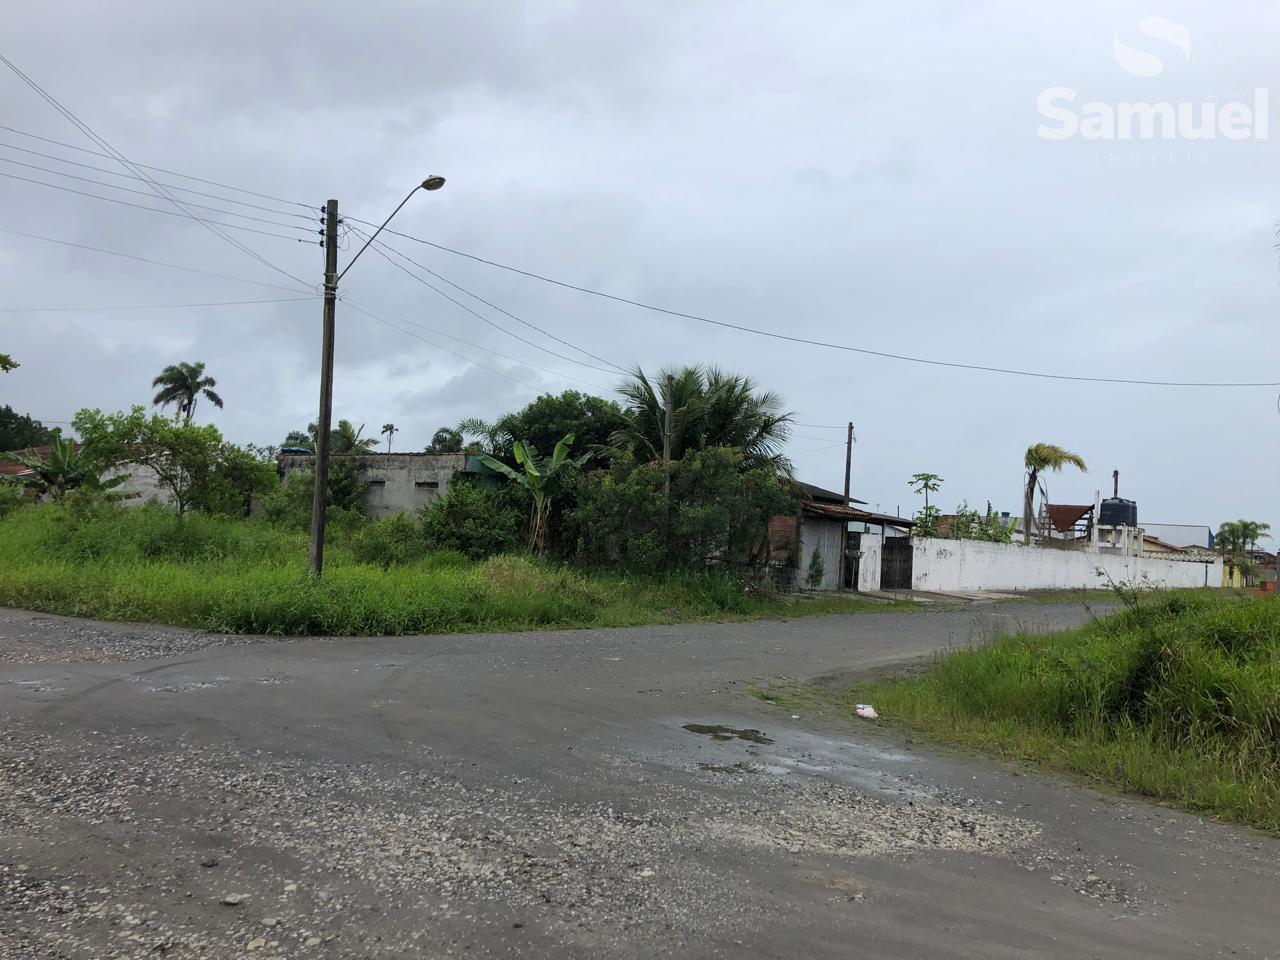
[1,443,170,505]
[276,451,485,518]
[1141,523,1214,550]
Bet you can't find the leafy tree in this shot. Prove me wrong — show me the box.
[611,366,793,473]
[456,417,510,456]
[0,438,126,500]
[259,461,365,531]
[327,419,378,453]
[419,478,522,559]
[380,422,398,453]
[425,426,464,454]
[908,472,944,537]
[568,447,796,573]
[1023,443,1087,545]
[1216,519,1272,584]
[74,407,223,521]
[281,429,314,451]
[492,391,625,462]
[474,434,590,554]
[151,361,223,422]
[805,548,826,589]
[0,353,16,373]
[0,406,59,451]
[190,444,278,517]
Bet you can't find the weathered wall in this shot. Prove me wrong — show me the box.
[798,515,844,590]
[279,453,466,518]
[857,532,883,592]
[103,463,173,506]
[911,537,1222,592]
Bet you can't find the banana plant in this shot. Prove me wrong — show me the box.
[473,433,590,554]
[0,438,127,500]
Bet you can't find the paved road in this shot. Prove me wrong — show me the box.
[1,602,1276,959]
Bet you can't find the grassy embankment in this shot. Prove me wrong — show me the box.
[0,505,906,636]
[761,590,1280,832]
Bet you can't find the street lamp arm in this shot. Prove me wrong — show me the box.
[337,176,445,283]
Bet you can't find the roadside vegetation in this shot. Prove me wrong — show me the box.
[793,589,1280,832]
[0,505,891,635]
[0,359,908,635]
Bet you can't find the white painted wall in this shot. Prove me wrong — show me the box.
[857,532,882,592]
[911,537,1222,592]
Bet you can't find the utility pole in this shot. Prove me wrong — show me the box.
[662,373,674,497]
[308,198,339,576]
[838,420,853,590]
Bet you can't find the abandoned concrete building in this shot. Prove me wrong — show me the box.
[277,451,479,518]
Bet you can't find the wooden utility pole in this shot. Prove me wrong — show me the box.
[308,199,339,576]
[838,420,854,589]
[662,373,674,497]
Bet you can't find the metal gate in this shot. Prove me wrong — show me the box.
[880,537,914,590]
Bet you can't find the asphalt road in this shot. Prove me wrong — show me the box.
[1,602,1276,959]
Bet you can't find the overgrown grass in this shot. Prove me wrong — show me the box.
[0,505,899,636]
[794,590,1280,832]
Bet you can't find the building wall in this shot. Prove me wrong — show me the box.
[911,537,1222,592]
[797,515,844,590]
[279,453,466,518]
[857,532,883,592]
[103,463,173,506]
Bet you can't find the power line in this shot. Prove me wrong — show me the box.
[340,294,611,391]
[0,170,315,242]
[0,154,319,230]
[0,225,316,295]
[0,55,312,288]
[792,441,847,455]
[365,231,628,374]
[0,139,318,220]
[360,225,1280,389]
[341,299,539,390]
[0,297,315,312]
[0,123,313,212]
[793,421,847,430]
[348,225,619,377]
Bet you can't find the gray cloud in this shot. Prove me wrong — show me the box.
[2,0,1278,531]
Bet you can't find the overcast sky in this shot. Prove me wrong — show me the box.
[2,1,1277,530]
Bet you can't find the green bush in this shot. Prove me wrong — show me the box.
[846,591,1280,832]
[419,479,521,560]
[568,447,795,573]
[258,461,365,535]
[0,481,27,518]
[0,503,883,637]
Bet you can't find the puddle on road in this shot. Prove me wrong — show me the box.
[682,723,774,745]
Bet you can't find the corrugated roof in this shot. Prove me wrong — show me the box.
[794,480,868,506]
[802,501,872,521]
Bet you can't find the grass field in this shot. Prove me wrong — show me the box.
[768,590,1280,832]
[0,505,904,636]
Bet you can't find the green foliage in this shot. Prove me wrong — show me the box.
[350,513,428,567]
[258,461,365,533]
[426,426,464,453]
[569,447,796,574]
[0,481,27,517]
[474,433,590,554]
[151,360,223,421]
[73,406,224,519]
[493,391,625,461]
[190,444,278,517]
[1023,442,1087,544]
[0,352,16,372]
[842,591,1280,833]
[380,422,398,453]
[908,472,943,530]
[0,504,883,636]
[933,501,1017,543]
[0,405,59,450]
[0,437,127,500]
[612,366,794,473]
[1216,519,1272,583]
[805,548,825,589]
[419,478,522,560]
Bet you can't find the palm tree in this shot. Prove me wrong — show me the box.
[151,361,223,422]
[381,423,398,453]
[327,420,379,454]
[425,427,464,454]
[457,417,510,456]
[1023,443,1087,545]
[473,434,591,554]
[611,365,793,473]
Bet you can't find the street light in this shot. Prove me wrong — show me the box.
[309,176,446,576]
